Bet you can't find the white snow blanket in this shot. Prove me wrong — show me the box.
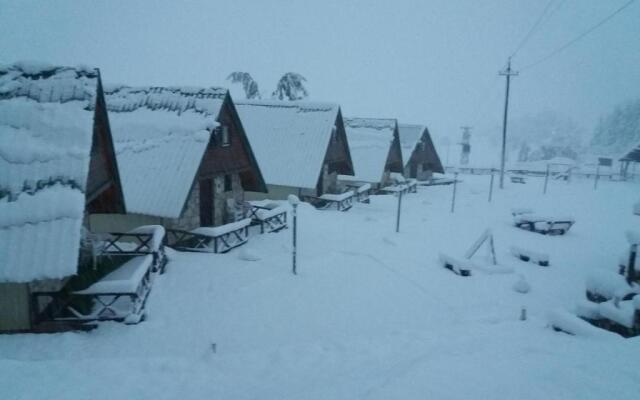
[598,300,637,329]
[236,101,341,190]
[0,63,98,282]
[320,192,353,202]
[106,86,224,218]
[344,117,398,184]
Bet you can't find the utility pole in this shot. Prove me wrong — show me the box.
[499,58,518,189]
[459,126,472,166]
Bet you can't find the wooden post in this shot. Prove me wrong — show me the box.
[292,204,297,275]
[488,169,495,202]
[451,172,458,213]
[627,242,637,285]
[543,164,550,195]
[594,164,600,190]
[395,190,403,233]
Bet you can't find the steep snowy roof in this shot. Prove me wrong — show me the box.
[235,100,340,189]
[398,124,424,163]
[399,123,444,174]
[620,141,640,162]
[0,62,99,282]
[344,117,398,183]
[105,86,225,218]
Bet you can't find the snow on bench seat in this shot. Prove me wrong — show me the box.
[75,255,153,295]
[381,185,408,193]
[255,205,288,220]
[192,218,251,237]
[128,225,165,252]
[439,253,471,276]
[356,183,371,194]
[319,191,354,202]
[548,309,619,339]
[585,270,640,302]
[598,300,637,329]
[510,208,533,217]
[510,246,550,266]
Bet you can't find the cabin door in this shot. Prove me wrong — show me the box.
[199,178,214,226]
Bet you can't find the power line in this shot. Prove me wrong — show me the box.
[510,0,556,58]
[521,0,637,71]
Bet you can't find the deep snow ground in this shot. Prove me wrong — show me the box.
[1,175,640,399]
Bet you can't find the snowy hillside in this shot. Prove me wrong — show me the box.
[1,177,639,399]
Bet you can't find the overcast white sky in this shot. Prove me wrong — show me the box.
[1,0,639,146]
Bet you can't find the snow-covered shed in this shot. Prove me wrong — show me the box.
[619,141,640,179]
[89,86,266,233]
[398,124,444,180]
[235,100,354,200]
[343,117,404,188]
[0,62,126,332]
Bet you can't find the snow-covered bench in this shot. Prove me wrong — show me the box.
[98,225,167,273]
[510,246,550,266]
[510,175,526,184]
[585,269,640,303]
[32,255,155,326]
[576,297,640,338]
[380,184,409,195]
[303,191,354,211]
[247,201,288,233]
[353,183,371,203]
[406,179,418,193]
[166,218,251,253]
[513,214,575,235]
[439,253,472,277]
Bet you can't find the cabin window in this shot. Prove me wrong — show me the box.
[224,174,232,192]
[221,126,230,147]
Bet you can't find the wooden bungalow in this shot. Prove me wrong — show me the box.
[235,100,355,201]
[0,63,126,333]
[619,141,640,180]
[398,124,444,180]
[89,86,267,252]
[342,117,404,190]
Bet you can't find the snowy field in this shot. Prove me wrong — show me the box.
[1,175,640,399]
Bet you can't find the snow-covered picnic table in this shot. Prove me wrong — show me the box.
[303,191,354,211]
[98,225,167,272]
[513,213,575,235]
[166,219,252,253]
[248,201,288,233]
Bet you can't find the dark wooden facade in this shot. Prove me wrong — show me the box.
[384,124,404,175]
[317,110,355,195]
[405,127,444,178]
[85,74,126,215]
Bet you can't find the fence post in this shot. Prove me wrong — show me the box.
[396,190,403,233]
[594,164,600,190]
[451,172,458,213]
[543,164,550,195]
[488,169,495,202]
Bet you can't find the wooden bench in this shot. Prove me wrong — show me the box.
[380,184,409,195]
[513,214,575,235]
[98,225,167,273]
[32,255,155,325]
[303,191,354,211]
[249,203,288,233]
[510,175,526,184]
[510,246,550,266]
[439,253,472,277]
[166,218,251,253]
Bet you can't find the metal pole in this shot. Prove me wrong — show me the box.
[488,169,495,202]
[594,164,600,190]
[451,172,458,213]
[395,190,403,233]
[543,164,550,195]
[627,243,637,284]
[499,58,518,189]
[292,204,297,275]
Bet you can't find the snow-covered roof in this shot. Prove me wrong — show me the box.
[620,141,640,162]
[344,117,398,183]
[398,124,424,162]
[399,123,444,174]
[105,86,226,218]
[0,62,99,282]
[235,100,340,189]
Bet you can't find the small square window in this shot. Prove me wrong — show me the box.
[221,126,230,147]
[224,174,232,192]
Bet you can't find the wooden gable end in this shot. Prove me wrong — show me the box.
[322,109,354,176]
[384,123,404,174]
[422,128,444,173]
[197,94,267,192]
[85,75,126,214]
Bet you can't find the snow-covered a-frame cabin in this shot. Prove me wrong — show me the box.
[89,86,266,233]
[342,117,404,189]
[0,63,126,333]
[398,124,444,180]
[235,101,355,200]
